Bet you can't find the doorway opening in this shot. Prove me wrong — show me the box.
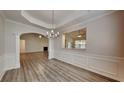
[19,33,49,63]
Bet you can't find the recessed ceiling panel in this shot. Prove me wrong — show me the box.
[26,10,80,24]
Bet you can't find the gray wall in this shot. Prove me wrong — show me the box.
[4,20,49,72]
[20,33,48,53]
[0,15,5,56]
[0,12,5,75]
[54,11,124,57]
[54,11,124,81]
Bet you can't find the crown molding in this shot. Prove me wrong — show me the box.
[5,19,49,32]
[56,11,89,28]
[21,11,52,29]
[4,10,117,31]
[57,10,117,32]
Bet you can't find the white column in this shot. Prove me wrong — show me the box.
[48,38,54,59]
[15,32,20,68]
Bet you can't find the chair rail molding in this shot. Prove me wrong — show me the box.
[54,51,124,81]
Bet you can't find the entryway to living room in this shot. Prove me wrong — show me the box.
[19,33,49,81]
[20,33,48,59]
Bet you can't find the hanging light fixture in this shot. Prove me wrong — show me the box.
[38,35,42,39]
[46,10,60,38]
[77,30,82,38]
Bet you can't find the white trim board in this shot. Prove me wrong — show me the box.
[6,19,49,33]
[57,11,116,32]
[54,51,124,81]
[4,54,20,71]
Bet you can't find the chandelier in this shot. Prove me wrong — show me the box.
[46,10,60,38]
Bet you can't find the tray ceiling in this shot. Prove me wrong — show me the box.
[3,10,115,31]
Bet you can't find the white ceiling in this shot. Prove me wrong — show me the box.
[27,10,78,24]
[3,10,115,31]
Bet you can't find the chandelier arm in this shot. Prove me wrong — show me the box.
[46,10,59,38]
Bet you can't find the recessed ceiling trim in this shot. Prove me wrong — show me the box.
[57,10,116,32]
[21,10,52,29]
[4,10,117,31]
[21,10,92,29]
[56,11,90,28]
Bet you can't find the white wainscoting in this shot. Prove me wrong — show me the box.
[54,51,124,81]
[0,53,20,81]
[4,53,20,71]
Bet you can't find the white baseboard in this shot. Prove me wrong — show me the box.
[54,51,124,81]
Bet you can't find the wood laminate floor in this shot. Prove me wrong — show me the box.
[1,52,117,82]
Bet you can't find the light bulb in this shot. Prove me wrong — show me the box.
[47,32,49,35]
[39,35,42,39]
[57,32,60,35]
[50,33,52,38]
[55,34,57,37]
[77,35,82,37]
[51,30,54,34]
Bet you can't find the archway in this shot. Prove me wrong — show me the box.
[20,33,48,53]
[15,31,54,68]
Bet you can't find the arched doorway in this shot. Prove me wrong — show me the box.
[19,33,49,67]
[15,31,54,68]
[20,33,48,54]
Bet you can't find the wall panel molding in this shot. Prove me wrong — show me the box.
[4,53,20,71]
[87,57,118,75]
[54,51,124,81]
